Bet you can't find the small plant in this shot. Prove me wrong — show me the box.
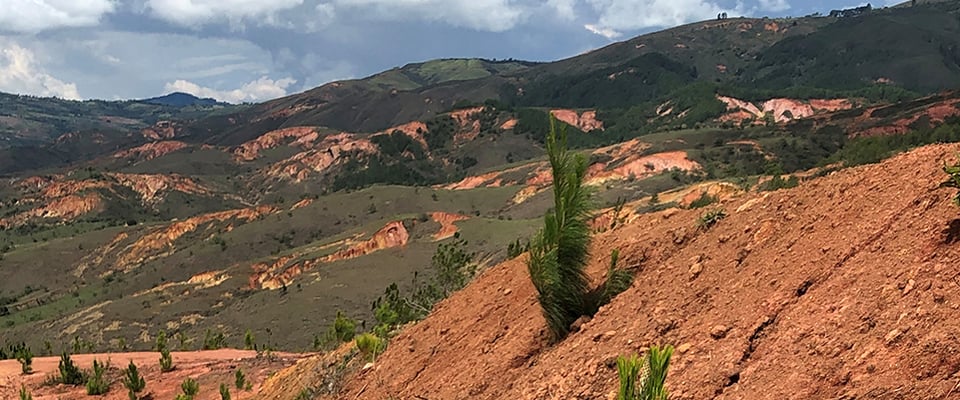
[85,359,110,395]
[203,329,226,350]
[354,333,386,362]
[123,360,146,400]
[19,384,32,400]
[15,346,32,375]
[617,345,674,400]
[219,383,231,400]
[244,329,256,350]
[697,209,727,230]
[234,368,247,390]
[320,311,356,348]
[942,156,960,205]
[687,191,718,209]
[177,377,199,400]
[156,330,168,351]
[59,352,85,385]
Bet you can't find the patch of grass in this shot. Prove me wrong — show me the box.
[354,333,386,362]
[687,192,719,209]
[698,209,727,230]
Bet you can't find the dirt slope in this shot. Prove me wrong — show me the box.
[330,143,960,399]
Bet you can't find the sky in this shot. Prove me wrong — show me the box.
[0,0,898,103]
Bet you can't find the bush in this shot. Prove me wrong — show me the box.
[59,352,85,385]
[85,359,109,395]
[19,384,31,400]
[616,345,674,400]
[203,329,226,350]
[235,368,247,390]
[942,155,960,205]
[759,174,799,192]
[15,346,32,375]
[123,360,146,400]
[687,192,718,209]
[354,333,386,362]
[527,118,633,342]
[160,347,174,372]
[177,377,199,400]
[244,330,255,350]
[318,311,357,349]
[697,209,727,230]
[219,383,231,400]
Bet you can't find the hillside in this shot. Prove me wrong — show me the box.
[312,143,960,399]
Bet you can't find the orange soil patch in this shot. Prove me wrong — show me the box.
[378,121,429,149]
[443,163,539,190]
[0,350,305,400]
[114,206,275,272]
[718,96,853,124]
[854,101,960,138]
[141,120,179,140]
[587,151,700,185]
[290,198,313,210]
[500,118,518,130]
[249,220,410,290]
[331,143,960,400]
[431,212,470,240]
[550,109,604,131]
[112,141,189,161]
[234,126,320,161]
[111,173,211,204]
[262,133,378,182]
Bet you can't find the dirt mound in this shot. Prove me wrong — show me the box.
[324,143,960,399]
[112,140,189,161]
[550,109,604,131]
[0,350,305,400]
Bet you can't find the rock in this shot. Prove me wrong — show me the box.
[689,262,704,279]
[662,209,679,219]
[362,362,375,371]
[503,288,512,296]
[570,315,592,333]
[885,329,903,344]
[902,279,916,296]
[710,325,729,339]
[677,343,693,354]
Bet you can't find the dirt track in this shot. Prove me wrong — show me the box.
[1,350,305,399]
[329,144,960,399]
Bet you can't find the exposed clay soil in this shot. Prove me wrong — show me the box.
[327,144,960,399]
[0,350,305,400]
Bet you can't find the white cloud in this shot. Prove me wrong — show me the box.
[547,0,578,20]
[0,0,116,33]
[584,24,622,39]
[758,0,790,12]
[330,0,527,32]
[164,76,296,103]
[145,0,304,27]
[585,0,736,31]
[0,41,80,99]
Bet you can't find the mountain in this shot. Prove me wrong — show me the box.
[3,4,960,398]
[141,92,225,107]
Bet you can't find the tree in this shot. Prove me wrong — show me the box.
[244,330,256,350]
[58,352,85,385]
[616,345,674,400]
[123,361,147,400]
[234,368,247,390]
[527,117,633,342]
[15,346,32,375]
[85,359,109,395]
[219,383,232,400]
[157,331,175,372]
[177,378,199,400]
[18,385,31,400]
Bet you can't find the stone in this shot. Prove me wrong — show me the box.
[690,262,704,279]
[677,343,693,354]
[885,329,903,344]
[710,325,729,339]
[902,279,916,296]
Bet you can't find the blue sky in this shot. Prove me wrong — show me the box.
[0,0,899,102]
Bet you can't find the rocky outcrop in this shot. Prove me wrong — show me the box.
[0,193,104,228]
[111,173,211,204]
[249,220,410,290]
[234,126,320,161]
[718,96,853,124]
[141,121,181,140]
[112,141,189,161]
[262,133,379,182]
[550,109,605,131]
[431,212,469,240]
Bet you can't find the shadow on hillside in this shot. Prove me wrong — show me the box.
[942,219,960,244]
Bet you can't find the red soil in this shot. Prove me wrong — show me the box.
[550,109,605,131]
[329,143,960,399]
[431,212,470,240]
[112,141,189,161]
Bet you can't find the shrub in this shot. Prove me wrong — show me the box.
[243,330,255,350]
[219,383,231,400]
[59,352,85,385]
[160,347,174,372]
[697,209,727,230]
[85,359,109,395]
[942,156,960,205]
[123,360,146,400]
[15,346,32,375]
[319,311,357,348]
[507,238,529,258]
[687,192,718,209]
[354,333,386,362]
[19,384,31,400]
[234,368,247,390]
[759,174,799,192]
[527,118,633,342]
[617,345,674,400]
[203,329,225,350]
[176,377,199,400]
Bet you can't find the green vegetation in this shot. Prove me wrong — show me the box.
[85,359,109,395]
[759,174,799,192]
[203,329,226,350]
[617,345,674,400]
[355,333,386,362]
[123,361,146,400]
[318,311,357,349]
[244,329,256,350]
[687,192,719,209]
[19,385,31,400]
[832,119,960,167]
[58,352,85,385]
[527,118,633,342]
[220,383,232,400]
[235,368,247,390]
[176,377,200,400]
[157,331,175,372]
[698,209,728,230]
[15,346,32,374]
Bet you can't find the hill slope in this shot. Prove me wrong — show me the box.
[326,143,960,399]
